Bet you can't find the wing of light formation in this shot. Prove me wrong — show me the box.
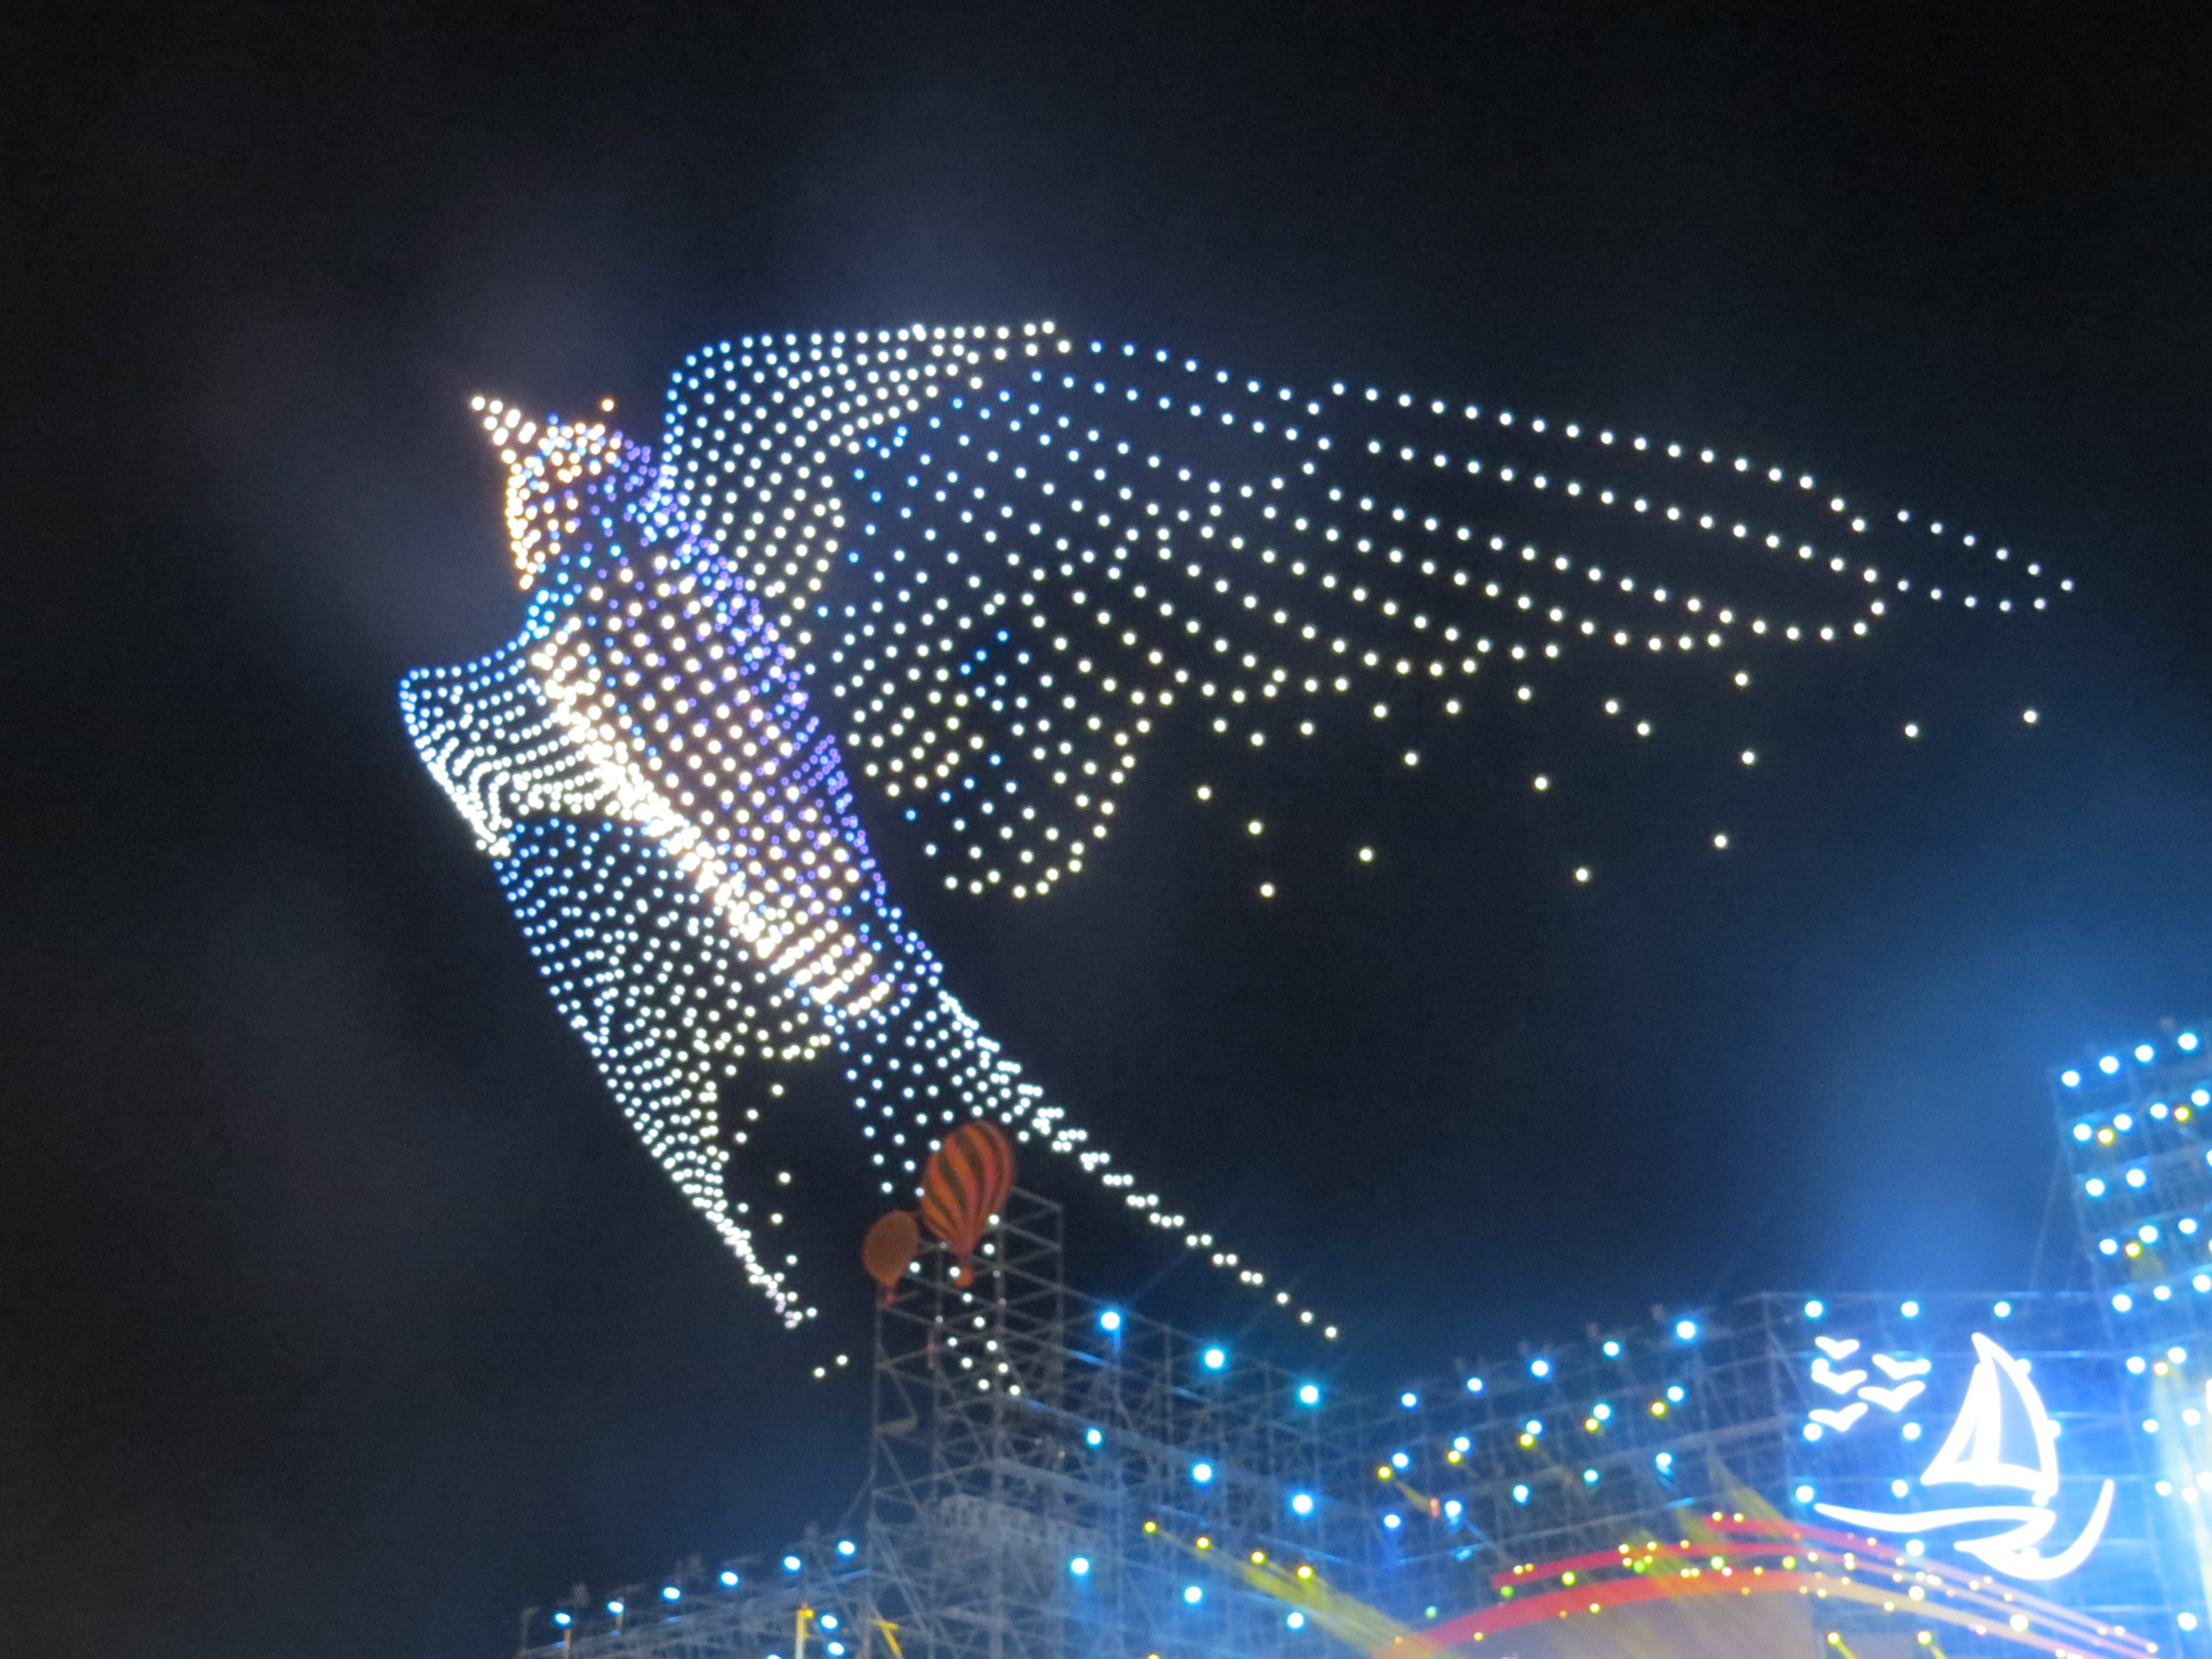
[401,320,2061,1337]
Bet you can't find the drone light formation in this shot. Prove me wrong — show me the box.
[402,320,2058,1337]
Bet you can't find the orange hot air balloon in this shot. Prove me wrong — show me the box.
[918,1121,1015,1284]
[862,1210,921,1303]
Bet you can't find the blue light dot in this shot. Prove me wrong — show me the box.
[662,1586,682,1603]
[783,1556,803,1573]
[719,1571,740,1588]
[1085,1427,1104,1447]
[1530,1358,1551,1378]
[1184,1585,1204,1605]
[836,1540,857,1557]
[1401,1391,1419,1409]
[1202,1347,1227,1371]
[1803,1300,1824,1319]
[1297,1383,1322,1406]
[1794,1484,1815,1503]
[1675,1319,1698,1341]
[1099,1310,1123,1333]
[1069,1557,1091,1577]
[1512,1484,1531,1504]
[1465,1375,1485,1393]
[1191,1462,1214,1484]
[1291,1492,1316,1516]
[1383,1513,1402,1530]
[2062,1070,2083,1088]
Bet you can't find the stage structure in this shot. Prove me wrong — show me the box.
[520,1199,2182,1659]
[2058,1021,2212,1645]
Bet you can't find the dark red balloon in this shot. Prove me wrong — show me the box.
[862,1210,921,1301]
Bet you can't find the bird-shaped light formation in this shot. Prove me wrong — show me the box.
[401,320,2061,1335]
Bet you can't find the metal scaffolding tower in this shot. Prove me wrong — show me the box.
[519,1194,2170,1658]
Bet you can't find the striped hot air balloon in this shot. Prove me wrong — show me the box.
[918,1122,1015,1285]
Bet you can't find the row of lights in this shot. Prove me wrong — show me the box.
[2059,1030,2204,1089]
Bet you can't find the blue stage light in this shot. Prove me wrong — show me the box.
[554,1613,572,1628]
[1183,1585,1204,1605]
[1287,1612,1307,1630]
[836,1540,857,1557]
[2102,1056,2121,1074]
[1655,1452,1674,1473]
[1901,1300,1921,1318]
[1512,1484,1530,1504]
[1099,1310,1123,1333]
[607,1601,625,1616]
[1804,1299,1824,1318]
[1530,1358,1551,1378]
[1201,1347,1227,1371]
[1085,1427,1104,1447]
[662,1586,681,1603]
[1583,1468,1599,1484]
[1464,1375,1485,1392]
[1291,1492,1316,1516]
[1443,1499,1462,1519]
[1068,1557,1091,1577]
[783,1556,802,1573]
[1392,1451,1411,1468]
[1191,1461,1214,1484]
[1400,1391,1418,1409]
[2138,1044,2157,1062]
[2062,1069,2083,1087]
[1994,1301,2013,1318]
[1297,1383,1322,1406]
[1675,1319,1697,1340]
[1601,1340,1621,1358]
[1794,1484,1815,1503]
[2184,1033,2203,1052]
[719,1571,740,1588]
[1383,1512,1402,1530]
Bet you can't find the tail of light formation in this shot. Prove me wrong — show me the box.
[398,320,2062,1347]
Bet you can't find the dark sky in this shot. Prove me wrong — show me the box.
[8,4,2212,1655]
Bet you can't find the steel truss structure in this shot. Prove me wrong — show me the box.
[522,1188,2171,1659]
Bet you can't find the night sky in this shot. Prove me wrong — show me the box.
[8,6,2212,1656]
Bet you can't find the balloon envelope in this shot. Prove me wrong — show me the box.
[862,1209,920,1296]
[919,1122,1016,1280]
